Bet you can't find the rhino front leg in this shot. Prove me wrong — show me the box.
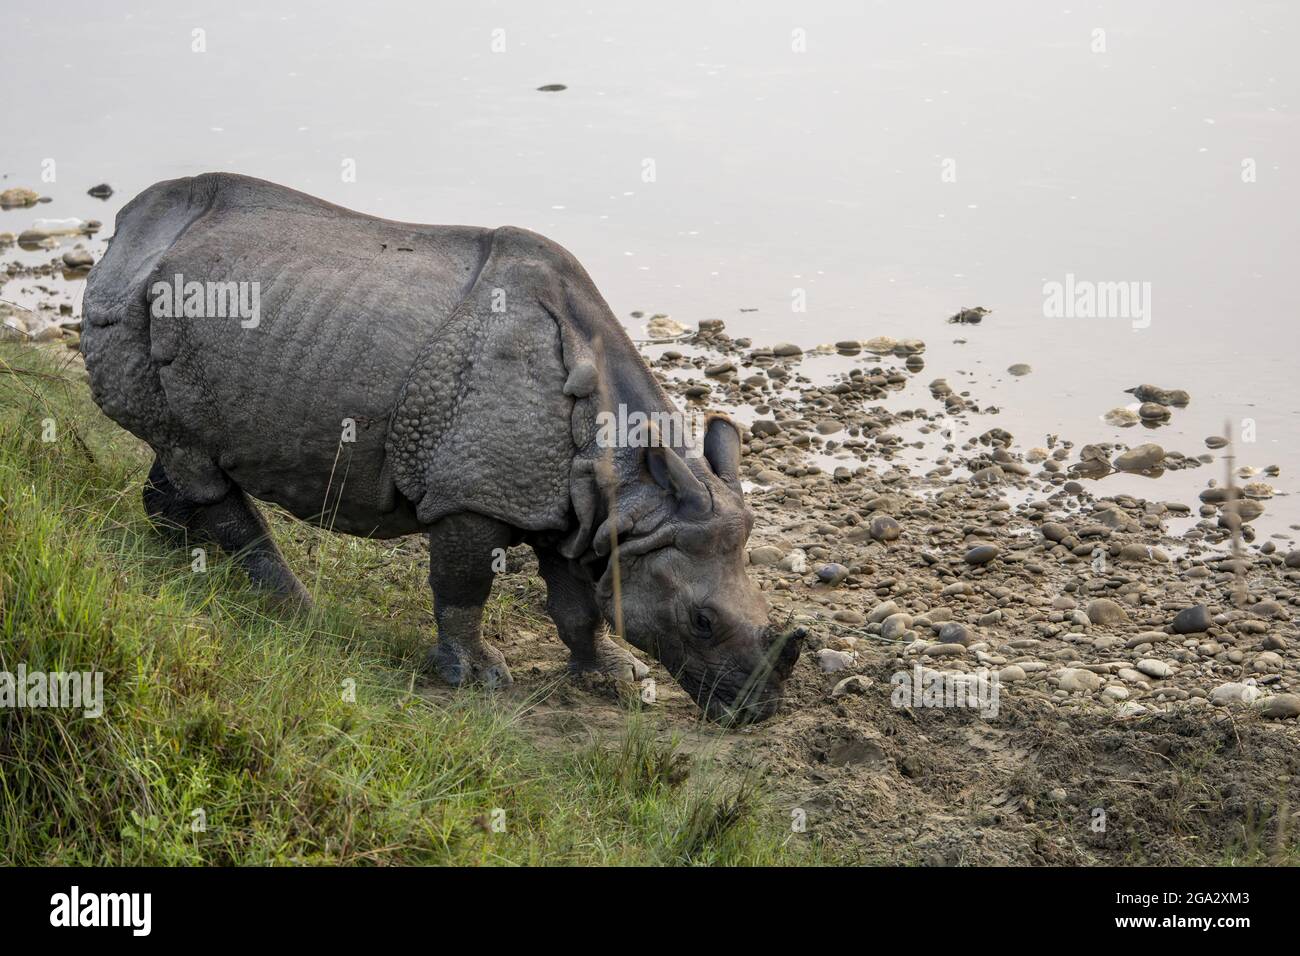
[427,513,513,689]
[535,547,649,682]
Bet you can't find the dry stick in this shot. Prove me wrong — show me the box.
[592,334,625,642]
[307,436,350,616]
[1224,418,1246,607]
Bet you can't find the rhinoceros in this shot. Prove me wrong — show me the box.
[82,173,803,723]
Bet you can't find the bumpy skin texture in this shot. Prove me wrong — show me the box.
[83,173,801,723]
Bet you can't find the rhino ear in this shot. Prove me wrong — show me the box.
[702,415,742,492]
[645,425,708,515]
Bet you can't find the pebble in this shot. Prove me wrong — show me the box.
[881,613,912,640]
[831,675,872,697]
[964,544,999,565]
[817,563,850,586]
[1171,605,1211,634]
[1256,694,1300,719]
[815,648,855,673]
[1135,658,1173,678]
[867,601,901,624]
[1124,631,1173,649]
[938,622,973,646]
[1210,682,1261,705]
[870,514,902,542]
[924,643,966,657]
[1086,598,1129,626]
[1057,668,1103,693]
[1040,522,1070,543]
[779,549,808,573]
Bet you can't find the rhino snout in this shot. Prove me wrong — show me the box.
[771,625,806,680]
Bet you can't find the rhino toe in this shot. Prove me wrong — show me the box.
[430,639,513,689]
[570,636,650,682]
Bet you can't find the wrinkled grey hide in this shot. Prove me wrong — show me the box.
[83,173,802,723]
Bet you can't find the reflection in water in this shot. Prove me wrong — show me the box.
[0,0,1296,536]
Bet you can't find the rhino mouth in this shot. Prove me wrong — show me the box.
[671,626,805,725]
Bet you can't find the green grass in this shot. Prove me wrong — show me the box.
[0,343,815,865]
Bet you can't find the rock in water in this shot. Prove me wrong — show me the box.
[1113,443,1165,473]
[0,187,41,208]
[644,315,688,338]
[947,306,991,324]
[1125,384,1190,406]
[1138,402,1170,422]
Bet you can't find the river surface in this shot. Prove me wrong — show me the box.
[2,0,1297,537]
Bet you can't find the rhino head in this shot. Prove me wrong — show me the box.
[588,415,804,724]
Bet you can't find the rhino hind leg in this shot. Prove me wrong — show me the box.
[143,455,311,608]
[535,547,649,682]
[143,456,206,544]
[426,513,514,689]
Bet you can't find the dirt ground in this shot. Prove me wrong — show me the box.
[413,555,1299,866]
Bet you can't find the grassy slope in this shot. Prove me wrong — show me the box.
[0,343,814,865]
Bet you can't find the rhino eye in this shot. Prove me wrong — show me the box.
[692,610,714,638]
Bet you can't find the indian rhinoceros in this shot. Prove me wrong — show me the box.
[82,173,803,723]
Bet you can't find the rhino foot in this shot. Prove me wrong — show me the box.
[430,638,513,689]
[569,636,650,682]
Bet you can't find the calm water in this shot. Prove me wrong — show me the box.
[3,0,1297,535]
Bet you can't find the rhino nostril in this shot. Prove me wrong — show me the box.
[772,628,803,675]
